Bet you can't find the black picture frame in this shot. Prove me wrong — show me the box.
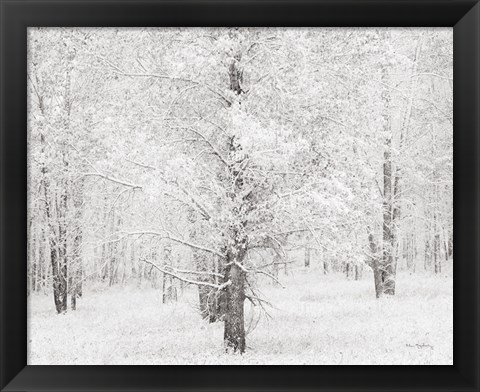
[1,1,478,391]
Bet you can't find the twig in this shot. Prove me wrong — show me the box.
[124,230,225,259]
[254,270,285,288]
[83,172,142,190]
[140,258,230,290]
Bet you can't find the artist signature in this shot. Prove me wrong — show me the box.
[406,343,434,350]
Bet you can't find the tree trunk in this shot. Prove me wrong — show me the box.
[69,186,84,307]
[409,233,415,271]
[29,218,37,294]
[57,192,69,313]
[223,262,246,353]
[382,137,396,296]
[448,232,453,258]
[434,233,442,274]
[222,45,249,353]
[368,233,383,298]
[162,271,167,302]
[197,257,223,322]
[323,261,329,274]
[51,248,66,313]
[45,185,68,313]
[198,285,210,318]
[162,274,177,303]
[273,255,280,282]
[69,276,77,310]
[304,247,311,268]
[229,53,244,95]
[379,41,399,296]
[198,286,222,322]
[161,247,177,303]
[425,239,431,270]
[355,264,362,280]
[193,249,224,322]
[51,238,68,314]
[443,229,449,262]
[37,227,45,292]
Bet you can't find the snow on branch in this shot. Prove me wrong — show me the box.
[83,172,142,190]
[167,266,224,279]
[270,226,323,237]
[125,230,225,259]
[125,158,157,170]
[124,157,212,221]
[100,56,230,105]
[67,140,143,190]
[141,258,230,290]
[169,126,229,167]
[163,191,211,221]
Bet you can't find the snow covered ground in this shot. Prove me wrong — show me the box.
[28,266,453,365]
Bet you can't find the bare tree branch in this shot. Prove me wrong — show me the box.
[253,269,285,288]
[83,172,142,190]
[169,126,229,167]
[141,258,229,289]
[125,230,225,259]
[168,266,224,279]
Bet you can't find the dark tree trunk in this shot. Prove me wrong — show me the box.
[434,233,442,274]
[162,275,177,303]
[382,138,396,296]
[229,54,244,95]
[304,247,310,268]
[222,45,249,353]
[57,196,69,313]
[162,271,167,303]
[378,52,399,296]
[38,227,45,292]
[69,277,77,311]
[162,271,177,303]
[194,250,224,322]
[68,229,82,309]
[432,191,441,273]
[355,264,362,280]
[108,214,119,287]
[323,261,329,274]
[424,239,431,270]
[162,247,177,303]
[368,233,383,298]
[29,219,37,294]
[443,230,449,262]
[73,184,84,298]
[51,246,68,314]
[31,259,36,294]
[273,255,279,282]
[45,186,68,313]
[448,232,453,258]
[223,262,246,353]
[77,269,83,297]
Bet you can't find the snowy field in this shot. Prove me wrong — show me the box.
[28,267,453,365]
